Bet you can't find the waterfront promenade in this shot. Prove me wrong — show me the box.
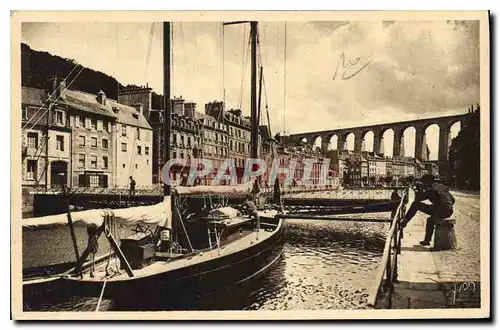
[392,190,481,309]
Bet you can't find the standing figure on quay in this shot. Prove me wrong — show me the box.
[401,174,456,246]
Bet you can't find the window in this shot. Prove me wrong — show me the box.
[102,156,108,169]
[91,137,97,148]
[85,118,91,129]
[22,107,27,121]
[103,120,108,132]
[122,164,126,169]
[188,137,191,146]
[180,135,184,145]
[78,136,85,147]
[121,125,127,137]
[27,132,38,149]
[180,152,184,159]
[78,116,84,128]
[102,138,108,149]
[90,155,97,168]
[56,135,64,151]
[80,174,108,188]
[135,164,138,169]
[136,128,140,140]
[78,154,85,168]
[173,151,177,159]
[137,146,142,155]
[26,159,37,180]
[25,107,35,121]
[91,119,97,130]
[145,146,149,155]
[97,120,103,131]
[121,143,127,152]
[54,110,64,125]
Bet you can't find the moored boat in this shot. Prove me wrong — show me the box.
[22,20,287,310]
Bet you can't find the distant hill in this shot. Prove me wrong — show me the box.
[21,42,164,109]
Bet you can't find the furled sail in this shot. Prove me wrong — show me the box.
[174,178,256,196]
[23,197,172,229]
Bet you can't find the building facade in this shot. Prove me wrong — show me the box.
[22,79,157,190]
[22,84,72,189]
[62,87,117,188]
[111,98,153,188]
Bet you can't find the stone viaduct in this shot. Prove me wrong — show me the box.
[288,112,472,163]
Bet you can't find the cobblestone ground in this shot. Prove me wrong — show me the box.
[432,190,481,283]
[432,190,482,308]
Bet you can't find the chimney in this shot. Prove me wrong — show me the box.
[184,102,196,118]
[97,90,107,106]
[132,103,143,115]
[59,79,66,98]
[48,75,67,100]
[50,75,58,96]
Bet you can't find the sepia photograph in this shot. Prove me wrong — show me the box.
[11,11,490,320]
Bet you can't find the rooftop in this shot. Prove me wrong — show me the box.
[22,86,47,107]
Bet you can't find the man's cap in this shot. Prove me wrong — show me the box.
[421,173,440,184]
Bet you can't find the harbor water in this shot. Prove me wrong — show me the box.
[23,216,389,311]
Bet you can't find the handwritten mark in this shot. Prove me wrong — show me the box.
[333,52,370,80]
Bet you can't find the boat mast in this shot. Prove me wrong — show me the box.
[250,21,258,160]
[163,22,172,197]
[257,66,263,147]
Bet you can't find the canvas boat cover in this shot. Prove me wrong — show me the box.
[23,196,172,229]
[209,206,240,219]
[173,179,255,196]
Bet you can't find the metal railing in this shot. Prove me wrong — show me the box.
[367,187,410,309]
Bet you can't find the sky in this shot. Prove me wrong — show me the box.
[22,20,479,160]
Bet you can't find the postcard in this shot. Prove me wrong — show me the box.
[11,10,490,320]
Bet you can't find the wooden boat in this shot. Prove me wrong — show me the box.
[22,21,287,309]
[23,195,286,308]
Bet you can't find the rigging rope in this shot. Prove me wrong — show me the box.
[127,116,142,180]
[144,22,155,84]
[220,22,225,104]
[116,23,119,95]
[193,22,200,89]
[27,66,86,131]
[238,26,250,111]
[22,63,82,130]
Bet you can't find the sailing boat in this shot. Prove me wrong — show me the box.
[22,21,286,308]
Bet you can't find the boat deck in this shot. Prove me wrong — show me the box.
[68,214,280,282]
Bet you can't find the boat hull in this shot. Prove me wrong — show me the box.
[50,217,287,308]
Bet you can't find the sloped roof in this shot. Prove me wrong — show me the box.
[61,89,116,118]
[107,98,151,130]
[22,87,46,107]
[62,89,151,129]
[195,111,216,121]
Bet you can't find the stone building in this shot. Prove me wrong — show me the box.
[197,108,228,185]
[21,82,72,189]
[110,98,153,188]
[61,88,117,188]
[170,112,203,185]
[448,105,480,189]
[224,108,251,179]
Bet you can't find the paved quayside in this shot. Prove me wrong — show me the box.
[392,190,482,309]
